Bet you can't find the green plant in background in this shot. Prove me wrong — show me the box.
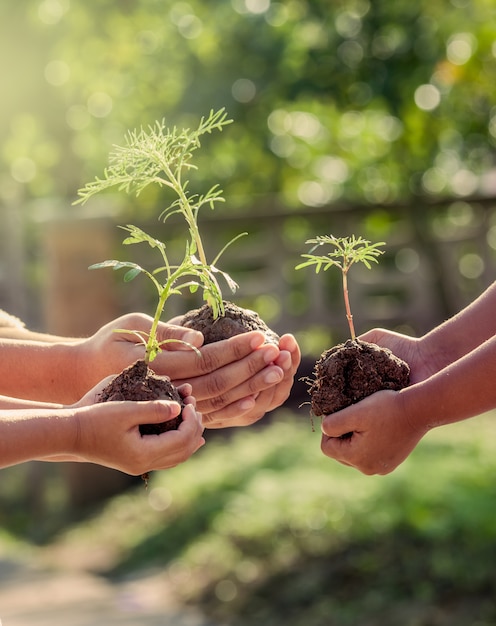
[296,235,385,340]
[76,109,244,364]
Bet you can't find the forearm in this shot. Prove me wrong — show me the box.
[0,406,75,468]
[0,394,62,409]
[419,281,496,370]
[402,333,496,431]
[0,328,75,341]
[0,339,82,403]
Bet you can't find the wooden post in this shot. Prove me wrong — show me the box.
[40,215,119,336]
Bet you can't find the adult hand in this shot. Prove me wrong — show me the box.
[169,332,301,428]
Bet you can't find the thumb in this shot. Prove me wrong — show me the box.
[321,405,357,438]
[133,399,182,425]
[75,375,117,407]
[155,322,204,351]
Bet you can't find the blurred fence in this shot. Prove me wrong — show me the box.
[17,194,496,343]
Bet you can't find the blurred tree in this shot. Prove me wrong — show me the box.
[1,0,496,212]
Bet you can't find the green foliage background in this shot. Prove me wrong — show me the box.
[1,0,496,211]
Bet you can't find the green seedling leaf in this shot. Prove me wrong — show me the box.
[78,109,242,364]
[211,265,239,293]
[89,259,144,273]
[124,267,143,282]
[297,235,385,341]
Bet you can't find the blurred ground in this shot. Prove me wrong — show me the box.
[0,557,219,626]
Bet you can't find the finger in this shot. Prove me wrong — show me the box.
[201,342,299,426]
[75,375,117,406]
[175,343,281,404]
[152,330,267,379]
[321,406,358,438]
[154,323,204,351]
[321,432,356,463]
[202,389,275,429]
[195,364,284,416]
[138,405,205,472]
[134,400,182,426]
[182,394,197,408]
[278,333,300,355]
[274,350,292,370]
[176,383,193,398]
[178,403,204,435]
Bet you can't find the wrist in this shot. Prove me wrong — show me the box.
[398,380,438,434]
[48,341,84,403]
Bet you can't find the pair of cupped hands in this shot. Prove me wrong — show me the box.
[62,313,300,475]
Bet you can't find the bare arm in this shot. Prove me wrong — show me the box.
[418,280,496,372]
[0,339,81,404]
[0,390,204,473]
[0,312,300,427]
[403,333,496,431]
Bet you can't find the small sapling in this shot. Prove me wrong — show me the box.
[297,235,410,418]
[296,235,386,341]
[77,109,278,345]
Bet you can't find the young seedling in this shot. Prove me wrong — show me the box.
[296,235,385,341]
[296,235,409,420]
[88,224,205,365]
[76,108,245,363]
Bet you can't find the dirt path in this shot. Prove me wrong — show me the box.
[0,557,219,626]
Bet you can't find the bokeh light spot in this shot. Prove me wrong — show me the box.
[414,84,441,111]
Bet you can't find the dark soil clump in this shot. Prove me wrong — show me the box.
[181,300,279,345]
[308,339,410,417]
[97,359,184,435]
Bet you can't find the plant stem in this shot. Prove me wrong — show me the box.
[145,286,170,364]
[159,153,209,267]
[178,186,208,267]
[342,269,356,341]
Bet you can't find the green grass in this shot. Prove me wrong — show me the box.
[39,410,496,625]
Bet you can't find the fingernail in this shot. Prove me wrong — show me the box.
[240,397,256,411]
[250,333,265,349]
[183,330,202,345]
[264,369,283,384]
[263,346,279,364]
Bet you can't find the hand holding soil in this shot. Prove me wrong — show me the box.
[70,394,205,475]
[320,281,496,474]
[172,331,300,428]
[297,235,410,422]
[73,313,204,404]
[320,388,427,475]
